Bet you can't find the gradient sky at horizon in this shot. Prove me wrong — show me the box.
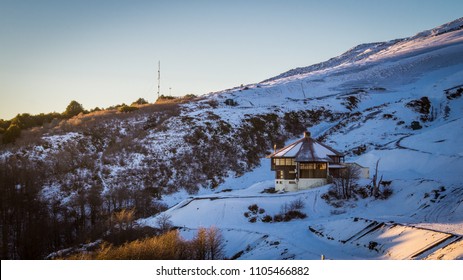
[1,0,462,120]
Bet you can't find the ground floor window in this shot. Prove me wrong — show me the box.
[276,169,297,179]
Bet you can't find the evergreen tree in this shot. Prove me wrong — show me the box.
[11,113,36,129]
[63,100,84,118]
[131,98,148,106]
[0,119,10,131]
[2,124,21,144]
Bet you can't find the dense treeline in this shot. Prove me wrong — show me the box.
[0,100,86,144]
[0,154,166,259]
[0,158,51,259]
[0,98,150,144]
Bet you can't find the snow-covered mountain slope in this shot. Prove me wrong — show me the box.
[140,18,463,259]
[263,17,463,83]
[185,17,463,185]
[2,18,463,259]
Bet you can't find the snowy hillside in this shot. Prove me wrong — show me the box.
[140,18,463,259]
[2,18,463,259]
[263,17,463,83]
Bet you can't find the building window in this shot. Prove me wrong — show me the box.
[317,163,327,170]
[300,162,326,170]
[276,170,297,180]
[299,162,327,178]
[274,158,296,166]
[300,163,315,170]
[329,156,344,163]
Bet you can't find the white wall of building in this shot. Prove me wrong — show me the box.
[297,178,328,190]
[275,178,328,192]
[275,180,298,192]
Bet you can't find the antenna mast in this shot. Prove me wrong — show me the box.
[157,61,161,98]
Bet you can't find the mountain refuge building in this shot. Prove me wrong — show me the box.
[267,131,369,192]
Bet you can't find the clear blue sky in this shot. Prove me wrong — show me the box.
[1,0,462,120]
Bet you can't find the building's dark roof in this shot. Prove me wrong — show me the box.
[267,132,343,162]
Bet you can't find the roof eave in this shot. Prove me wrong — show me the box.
[266,138,304,158]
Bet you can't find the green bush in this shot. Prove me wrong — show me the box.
[118,105,139,113]
[131,98,149,106]
[184,94,197,99]
[158,95,176,100]
[2,124,21,144]
[0,119,10,131]
[63,100,85,118]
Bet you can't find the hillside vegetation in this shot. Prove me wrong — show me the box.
[0,94,345,259]
[1,18,463,259]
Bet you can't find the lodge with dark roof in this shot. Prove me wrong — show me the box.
[267,131,368,191]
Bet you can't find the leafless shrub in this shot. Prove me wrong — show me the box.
[112,208,135,231]
[155,213,173,233]
[289,197,305,211]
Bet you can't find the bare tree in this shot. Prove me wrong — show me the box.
[155,212,173,233]
[371,159,383,198]
[332,164,361,199]
[193,227,208,260]
[192,226,225,260]
[206,226,225,260]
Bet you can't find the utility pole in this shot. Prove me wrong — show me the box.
[157,60,161,99]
